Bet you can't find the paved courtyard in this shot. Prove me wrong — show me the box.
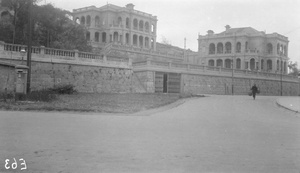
[0,95,299,172]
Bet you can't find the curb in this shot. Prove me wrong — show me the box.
[276,98,300,114]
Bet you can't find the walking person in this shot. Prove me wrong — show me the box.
[251,84,258,100]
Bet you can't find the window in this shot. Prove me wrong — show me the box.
[225,42,231,53]
[86,15,91,26]
[208,60,214,66]
[236,58,241,69]
[209,43,215,54]
[95,32,99,42]
[236,42,241,53]
[217,43,223,54]
[267,43,273,54]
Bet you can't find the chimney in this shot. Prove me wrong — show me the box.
[126,3,134,10]
[225,25,231,31]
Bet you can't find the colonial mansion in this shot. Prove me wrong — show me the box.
[72,3,289,75]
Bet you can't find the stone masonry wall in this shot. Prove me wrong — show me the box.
[0,65,16,93]
[0,59,146,93]
[182,74,299,96]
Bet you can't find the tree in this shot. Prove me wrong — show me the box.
[288,61,299,77]
[161,35,171,45]
[0,1,92,52]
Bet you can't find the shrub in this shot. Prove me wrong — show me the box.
[16,90,57,102]
[49,84,77,94]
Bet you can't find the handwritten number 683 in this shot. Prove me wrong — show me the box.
[4,158,27,170]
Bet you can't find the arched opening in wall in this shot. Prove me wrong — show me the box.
[145,37,149,48]
[245,41,248,51]
[102,32,106,43]
[225,59,231,68]
[151,24,155,33]
[133,35,138,46]
[145,22,149,32]
[95,16,100,27]
[284,46,287,56]
[267,60,272,71]
[250,58,255,70]
[86,15,91,26]
[280,45,283,54]
[280,60,283,72]
[126,33,129,44]
[261,59,264,70]
[236,42,241,53]
[225,42,231,53]
[284,61,287,73]
[151,38,154,49]
[75,17,80,24]
[209,43,215,54]
[277,43,280,54]
[113,32,119,42]
[236,58,241,69]
[277,60,280,71]
[95,32,99,42]
[216,59,223,67]
[139,20,144,31]
[86,31,90,41]
[267,43,273,54]
[126,18,129,28]
[208,60,214,66]
[139,36,143,48]
[217,43,223,54]
[133,19,138,30]
[118,17,122,26]
[81,16,85,25]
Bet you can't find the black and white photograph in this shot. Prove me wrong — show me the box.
[0,0,300,172]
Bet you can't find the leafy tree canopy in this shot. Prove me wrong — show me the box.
[0,0,92,52]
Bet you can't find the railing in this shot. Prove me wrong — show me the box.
[0,42,129,66]
[133,59,299,81]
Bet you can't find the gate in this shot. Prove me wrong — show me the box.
[155,72,181,93]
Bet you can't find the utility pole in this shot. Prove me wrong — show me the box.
[26,0,32,94]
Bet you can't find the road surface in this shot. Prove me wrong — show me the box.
[0,95,299,172]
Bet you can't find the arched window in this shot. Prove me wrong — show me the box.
[217,43,223,54]
[277,60,280,71]
[250,58,255,70]
[113,32,119,42]
[267,43,273,54]
[133,19,138,30]
[208,60,214,66]
[139,20,144,31]
[126,33,130,44]
[245,41,248,52]
[95,16,100,27]
[151,38,154,49]
[95,32,99,42]
[225,59,231,68]
[217,59,223,67]
[225,42,231,53]
[118,17,122,26]
[209,43,215,54]
[86,15,91,26]
[267,59,272,71]
[139,36,143,47]
[284,61,287,73]
[81,16,85,25]
[277,43,280,54]
[126,18,130,28]
[145,37,149,48]
[236,42,241,53]
[145,22,149,32]
[75,17,80,24]
[102,32,106,43]
[151,24,155,33]
[236,58,241,69]
[133,34,138,46]
[86,31,90,41]
[261,59,264,70]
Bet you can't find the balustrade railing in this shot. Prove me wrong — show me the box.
[0,42,129,66]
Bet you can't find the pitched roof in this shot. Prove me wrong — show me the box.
[218,27,263,36]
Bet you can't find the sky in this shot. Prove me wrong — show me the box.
[41,0,300,65]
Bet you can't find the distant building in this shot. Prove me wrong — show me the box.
[72,3,158,51]
[198,25,289,74]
